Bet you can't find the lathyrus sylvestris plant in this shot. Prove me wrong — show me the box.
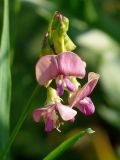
[32,11,100,132]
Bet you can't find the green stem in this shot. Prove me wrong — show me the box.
[0,0,11,151]
[0,85,39,159]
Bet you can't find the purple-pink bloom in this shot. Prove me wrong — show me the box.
[36,52,86,96]
[32,102,77,132]
[69,72,100,116]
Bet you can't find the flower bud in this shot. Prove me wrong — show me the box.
[48,11,76,54]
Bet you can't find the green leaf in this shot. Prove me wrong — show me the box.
[43,128,94,160]
[0,0,11,151]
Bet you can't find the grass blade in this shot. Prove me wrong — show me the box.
[0,0,11,151]
[43,128,95,160]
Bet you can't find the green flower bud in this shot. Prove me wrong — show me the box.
[48,11,76,54]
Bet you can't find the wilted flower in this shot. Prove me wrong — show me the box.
[36,52,86,96]
[69,72,100,116]
[32,87,77,132]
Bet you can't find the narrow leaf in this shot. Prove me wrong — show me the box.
[0,0,11,151]
[43,128,94,160]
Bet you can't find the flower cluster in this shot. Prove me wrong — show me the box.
[32,12,100,132]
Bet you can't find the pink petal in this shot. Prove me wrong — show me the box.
[72,72,100,106]
[32,108,47,123]
[56,79,64,96]
[88,72,100,93]
[45,117,53,132]
[78,97,95,116]
[36,55,58,85]
[56,103,77,121]
[69,117,75,123]
[64,78,76,91]
[57,52,86,78]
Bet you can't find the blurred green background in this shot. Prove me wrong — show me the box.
[1,0,120,159]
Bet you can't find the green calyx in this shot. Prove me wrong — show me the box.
[45,87,61,104]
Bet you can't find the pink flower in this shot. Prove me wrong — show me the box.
[69,72,100,116]
[32,102,77,132]
[36,52,86,96]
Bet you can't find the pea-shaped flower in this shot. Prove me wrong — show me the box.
[33,103,77,132]
[36,52,86,96]
[69,72,100,115]
[32,87,77,132]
